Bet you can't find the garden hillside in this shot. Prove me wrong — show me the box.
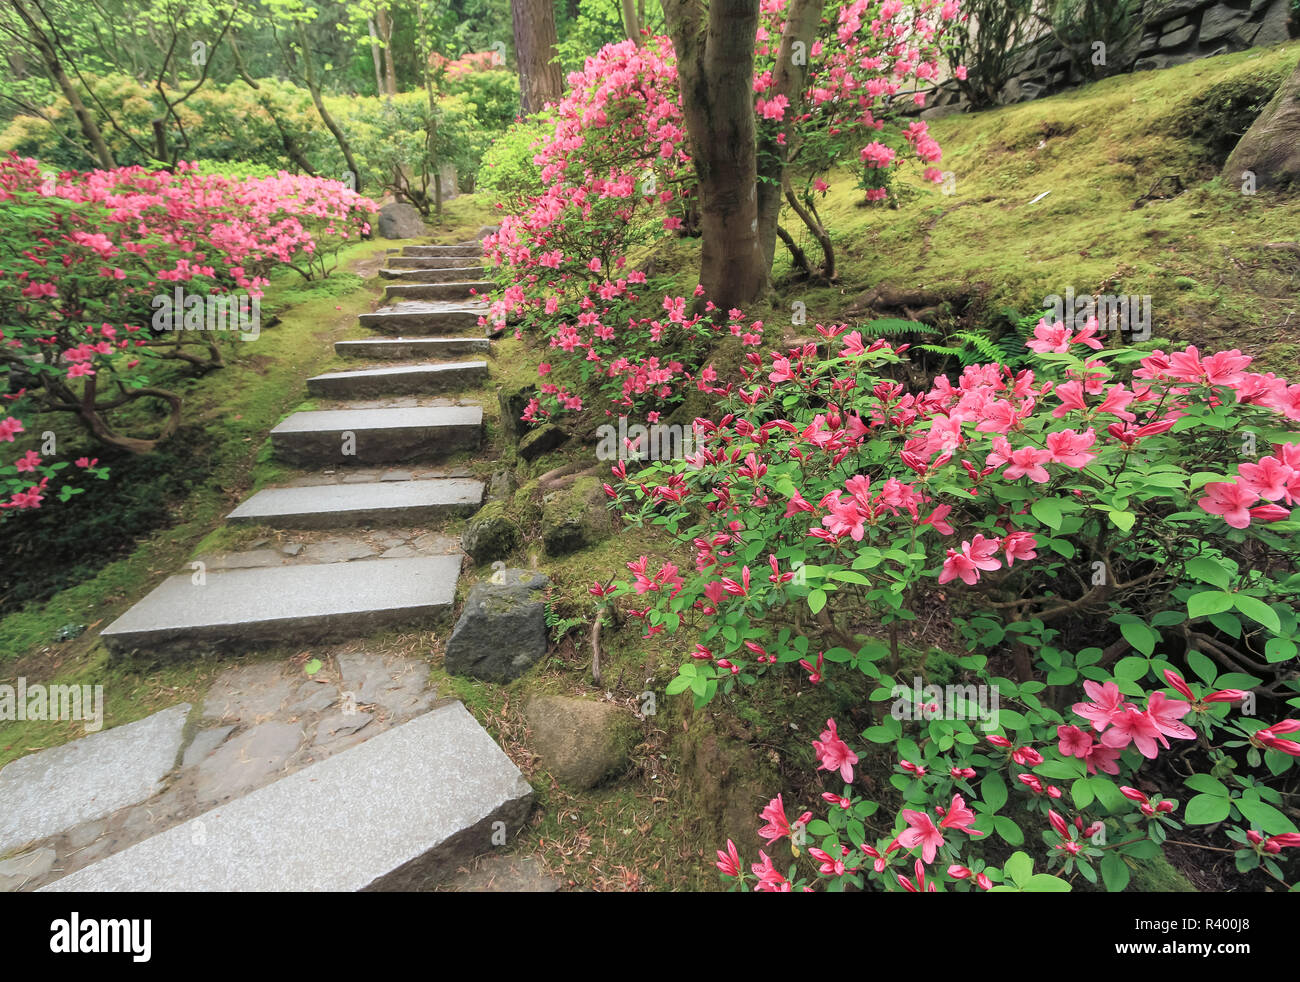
[708,43,1299,371]
[1,1,1299,899]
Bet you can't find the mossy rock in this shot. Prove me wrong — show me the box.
[518,423,569,462]
[541,477,612,557]
[461,499,520,565]
[526,695,638,790]
[498,383,535,443]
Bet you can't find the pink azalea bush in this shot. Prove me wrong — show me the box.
[0,154,376,513]
[601,321,1300,890]
[482,2,961,421]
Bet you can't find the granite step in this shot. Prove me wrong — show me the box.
[41,702,534,891]
[99,554,462,655]
[359,301,487,335]
[383,281,495,302]
[379,266,486,282]
[227,477,484,528]
[401,244,482,258]
[386,255,487,270]
[270,405,482,466]
[306,362,488,399]
[335,336,489,359]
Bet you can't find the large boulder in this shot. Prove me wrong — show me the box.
[445,570,549,682]
[377,202,428,239]
[541,477,612,557]
[1223,61,1300,191]
[498,383,535,443]
[525,696,637,790]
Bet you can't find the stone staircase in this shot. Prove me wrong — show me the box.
[17,239,536,892]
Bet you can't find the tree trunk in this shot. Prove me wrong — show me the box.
[296,21,361,189]
[511,0,565,113]
[368,18,384,96]
[377,7,397,96]
[663,0,767,312]
[9,0,115,169]
[755,0,820,272]
[621,0,642,43]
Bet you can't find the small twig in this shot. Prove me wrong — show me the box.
[591,607,604,686]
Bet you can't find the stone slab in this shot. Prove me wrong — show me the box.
[234,475,448,529]
[383,281,495,302]
[0,704,191,855]
[358,302,487,335]
[379,266,486,282]
[306,362,488,399]
[42,702,534,892]
[386,255,486,269]
[99,556,462,654]
[401,244,482,258]
[269,405,482,466]
[336,336,489,359]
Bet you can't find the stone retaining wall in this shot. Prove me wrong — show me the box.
[923,0,1295,118]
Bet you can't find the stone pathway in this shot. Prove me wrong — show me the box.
[2,239,544,891]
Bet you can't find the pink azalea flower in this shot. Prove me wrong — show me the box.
[1197,481,1258,529]
[897,809,945,863]
[813,718,859,783]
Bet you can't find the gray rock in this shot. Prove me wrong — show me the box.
[381,470,414,482]
[42,703,534,892]
[525,696,636,790]
[1198,5,1251,41]
[377,202,428,239]
[1158,23,1197,48]
[0,847,57,891]
[337,652,434,717]
[182,725,236,768]
[65,819,107,850]
[306,362,487,399]
[445,853,560,892]
[195,721,302,805]
[203,664,294,722]
[314,711,372,746]
[281,543,304,556]
[445,570,550,682]
[288,682,338,715]
[302,539,377,563]
[0,704,191,855]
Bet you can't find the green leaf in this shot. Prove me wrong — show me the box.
[1185,557,1231,589]
[1234,797,1297,833]
[981,772,1008,813]
[994,815,1024,845]
[1183,774,1227,796]
[1107,509,1136,532]
[1031,497,1063,529]
[1188,590,1235,620]
[1233,595,1281,634]
[1100,851,1131,892]
[1071,777,1095,809]
[1025,873,1072,892]
[303,658,322,677]
[1119,621,1158,657]
[1003,851,1033,887]
[1187,650,1218,685]
[808,589,827,614]
[1185,793,1231,824]
[1114,655,1151,681]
